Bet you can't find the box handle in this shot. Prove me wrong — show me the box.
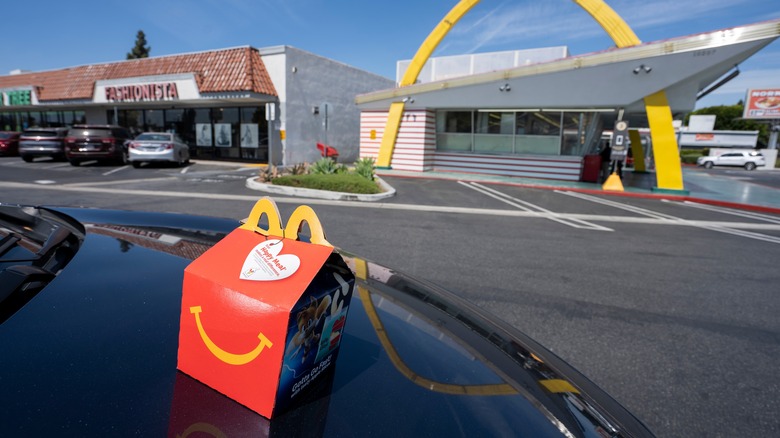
[239,197,284,237]
[285,205,332,247]
[239,197,332,247]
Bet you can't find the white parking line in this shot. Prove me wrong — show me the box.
[461,181,613,231]
[558,190,780,245]
[65,176,178,187]
[556,190,680,221]
[673,200,780,225]
[102,165,130,176]
[693,224,780,244]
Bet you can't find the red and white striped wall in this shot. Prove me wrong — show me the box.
[360,110,583,181]
[360,110,435,171]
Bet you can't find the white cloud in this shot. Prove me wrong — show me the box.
[708,69,780,94]
[609,0,754,29]
[444,0,767,55]
[446,1,604,53]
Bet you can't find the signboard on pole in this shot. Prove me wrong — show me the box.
[743,88,780,119]
[610,120,629,161]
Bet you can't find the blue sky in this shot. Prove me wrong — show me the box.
[2,0,778,109]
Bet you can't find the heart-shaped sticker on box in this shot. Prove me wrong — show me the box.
[240,239,301,281]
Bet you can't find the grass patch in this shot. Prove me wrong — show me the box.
[272,173,381,194]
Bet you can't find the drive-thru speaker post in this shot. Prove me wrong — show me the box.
[603,120,628,192]
[176,197,355,419]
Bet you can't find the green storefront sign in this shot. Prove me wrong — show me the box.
[1,89,32,106]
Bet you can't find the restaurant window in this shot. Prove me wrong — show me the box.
[475,111,513,154]
[434,109,605,156]
[436,111,473,152]
[561,112,592,156]
[515,112,561,155]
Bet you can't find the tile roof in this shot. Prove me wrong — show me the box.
[0,46,277,102]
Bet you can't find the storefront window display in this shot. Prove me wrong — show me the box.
[145,109,164,133]
[117,110,143,137]
[240,107,267,161]
[0,110,84,131]
[111,107,267,162]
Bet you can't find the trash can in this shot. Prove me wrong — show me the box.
[581,154,602,182]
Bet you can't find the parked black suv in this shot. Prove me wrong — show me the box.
[65,125,131,166]
[18,127,69,162]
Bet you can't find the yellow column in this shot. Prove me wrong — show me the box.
[628,129,646,172]
[376,102,405,168]
[645,91,687,193]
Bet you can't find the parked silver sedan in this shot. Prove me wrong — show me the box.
[128,132,190,167]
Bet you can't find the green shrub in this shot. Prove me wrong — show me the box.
[272,173,380,194]
[354,157,376,181]
[310,158,348,175]
[680,148,706,164]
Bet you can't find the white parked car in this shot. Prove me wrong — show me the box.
[697,150,766,170]
[128,132,190,168]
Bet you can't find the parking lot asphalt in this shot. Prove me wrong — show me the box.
[244,162,780,214]
[3,156,780,437]
[368,165,780,214]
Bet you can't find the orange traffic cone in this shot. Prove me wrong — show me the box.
[602,172,624,192]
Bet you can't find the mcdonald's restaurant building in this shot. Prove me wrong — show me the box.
[0,46,394,165]
[356,20,780,186]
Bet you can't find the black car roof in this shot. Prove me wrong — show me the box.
[0,206,654,437]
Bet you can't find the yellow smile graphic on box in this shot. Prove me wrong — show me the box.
[190,306,273,365]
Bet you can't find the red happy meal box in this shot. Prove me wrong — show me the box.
[177,198,354,418]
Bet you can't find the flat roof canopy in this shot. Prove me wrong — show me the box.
[357,19,780,116]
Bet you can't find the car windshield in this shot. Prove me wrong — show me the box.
[71,128,112,138]
[136,133,171,141]
[22,130,59,138]
[0,133,16,139]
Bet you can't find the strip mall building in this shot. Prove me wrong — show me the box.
[0,46,393,165]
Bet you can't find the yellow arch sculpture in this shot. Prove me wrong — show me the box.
[377,0,685,192]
